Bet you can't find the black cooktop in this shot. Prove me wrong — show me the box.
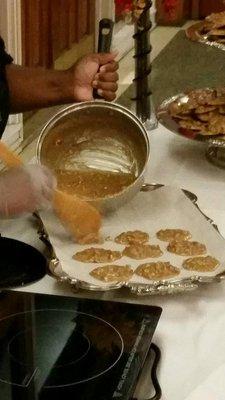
[0,291,161,400]
[0,237,46,289]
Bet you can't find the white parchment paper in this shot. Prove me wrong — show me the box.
[40,186,225,289]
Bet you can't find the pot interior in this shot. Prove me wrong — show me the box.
[39,103,149,200]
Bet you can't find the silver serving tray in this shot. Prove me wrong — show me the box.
[186,21,225,52]
[37,184,225,296]
[157,93,225,147]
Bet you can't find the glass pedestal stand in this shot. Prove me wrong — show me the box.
[206,139,225,169]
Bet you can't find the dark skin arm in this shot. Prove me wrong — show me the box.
[6,52,119,113]
[5,64,73,113]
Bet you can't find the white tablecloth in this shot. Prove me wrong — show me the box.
[1,124,225,400]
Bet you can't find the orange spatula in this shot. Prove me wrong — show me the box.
[0,141,101,243]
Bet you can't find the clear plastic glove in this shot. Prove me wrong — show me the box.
[0,165,56,218]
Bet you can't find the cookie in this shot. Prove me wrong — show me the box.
[73,248,122,263]
[208,29,225,36]
[207,113,225,134]
[156,229,191,242]
[135,262,180,280]
[219,105,225,114]
[90,265,133,282]
[197,111,218,122]
[167,240,207,256]
[195,105,216,114]
[179,119,206,131]
[183,256,220,272]
[115,230,149,245]
[206,12,225,29]
[123,244,163,260]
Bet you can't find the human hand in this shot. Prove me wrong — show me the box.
[70,52,119,102]
[0,165,56,218]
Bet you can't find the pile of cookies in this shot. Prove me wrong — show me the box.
[187,12,225,45]
[73,229,220,283]
[168,88,225,136]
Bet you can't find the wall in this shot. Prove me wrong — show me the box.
[22,0,95,68]
[199,0,225,18]
[0,0,23,149]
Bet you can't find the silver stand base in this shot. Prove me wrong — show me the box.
[130,98,158,132]
[206,145,225,169]
[143,101,158,131]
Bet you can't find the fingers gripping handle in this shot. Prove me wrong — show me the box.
[93,18,114,99]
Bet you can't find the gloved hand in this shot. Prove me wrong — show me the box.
[0,165,56,218]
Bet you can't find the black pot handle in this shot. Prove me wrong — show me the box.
[93,18,114,99]
[132,343,162,400]
[98,18,114,53]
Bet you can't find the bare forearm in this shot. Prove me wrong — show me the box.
[5,64,74,113]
